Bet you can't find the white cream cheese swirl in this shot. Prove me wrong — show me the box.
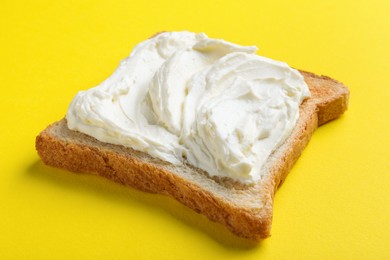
[66,31,310,184]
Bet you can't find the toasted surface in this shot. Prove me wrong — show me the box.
[36,70,349,241]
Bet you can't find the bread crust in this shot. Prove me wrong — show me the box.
[36,71,349,241]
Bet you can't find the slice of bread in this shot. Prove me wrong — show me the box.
[35,70,349,241]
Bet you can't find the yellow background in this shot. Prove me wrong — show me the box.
[1,0,389,258]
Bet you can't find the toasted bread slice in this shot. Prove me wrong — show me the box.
[35,70,349,241]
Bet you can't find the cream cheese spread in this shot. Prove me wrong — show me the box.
[66,31,310,184]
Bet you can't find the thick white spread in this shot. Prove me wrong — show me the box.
[66,31,310,184]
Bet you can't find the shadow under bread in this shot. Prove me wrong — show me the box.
[27,159,262,250]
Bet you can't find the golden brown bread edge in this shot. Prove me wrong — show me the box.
[35,70,349,241]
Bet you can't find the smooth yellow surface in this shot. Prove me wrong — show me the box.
[1,0,389,258]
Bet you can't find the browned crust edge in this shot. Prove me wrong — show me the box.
[36,121,270,240]
[35,71,349,241]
